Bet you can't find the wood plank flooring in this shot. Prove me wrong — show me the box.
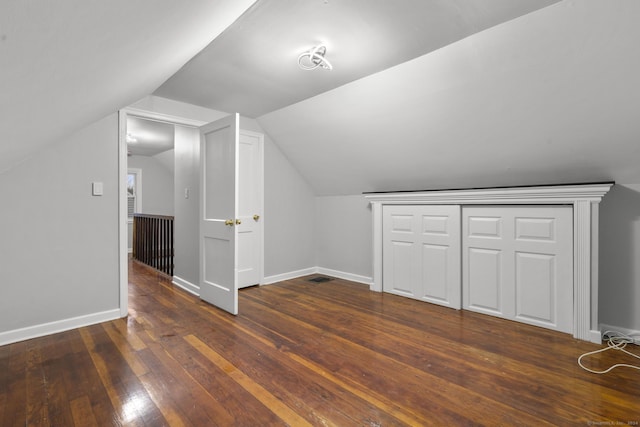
[1,260,639,426]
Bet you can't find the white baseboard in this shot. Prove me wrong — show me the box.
[316,267,373,286]
[0,308,122,347]
[589,329,602,344]
[599,323,640,346]
[263,267,317,285]
[172,276,200,296]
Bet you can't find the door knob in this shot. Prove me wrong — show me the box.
[253,214,260,221]
[235,219,242,225]
[224,219,234,226]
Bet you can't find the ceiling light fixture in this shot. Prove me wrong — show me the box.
[298,45,333,71]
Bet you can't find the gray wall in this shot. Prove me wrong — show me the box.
[315,195,372,279]
[599,183,640,332]
[240,117,316,278]
[127,153,175,215]
[173,125,200,287]
[0,114,120,334]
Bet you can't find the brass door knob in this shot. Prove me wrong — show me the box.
[224,219,234,226]
[235,219,242,225]
[253,214,260,221]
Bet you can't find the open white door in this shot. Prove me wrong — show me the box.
[199,113,240,315]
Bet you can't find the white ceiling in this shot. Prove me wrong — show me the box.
[257,1,640,195]
[4,1,639,198]
[155,0,560,118]
[0,0,256,174]
[127,117,174,157]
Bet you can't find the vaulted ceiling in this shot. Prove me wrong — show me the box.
[0,0,255,174]
[3,1,639,196]
[155,0,560,118]
[157,0,640,195]
[256,1,640,195]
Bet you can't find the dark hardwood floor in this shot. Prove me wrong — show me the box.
[1,260,639,426]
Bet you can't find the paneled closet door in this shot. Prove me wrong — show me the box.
[383,205,461,309]
[462,206,573,333]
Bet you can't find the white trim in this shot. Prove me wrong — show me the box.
[118,110,128,317]
[127,167,143,215]
[263,266,372,287]
[263,267,317,285]
[126,168,142,255]
[574,200,592,341]
[0,309,121,346]
[364,183,613,205]
[172,276,200,296]
[371,201,383,293]
[365,183,613,343]
[316,267,373,286]
[590,204,600,333]
[124,107,208,128]
[589,329,603,344]
[599,323,640,346]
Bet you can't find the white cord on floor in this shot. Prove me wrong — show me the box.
[578,330,640,374]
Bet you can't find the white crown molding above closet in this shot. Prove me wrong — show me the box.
[365,182,614,343]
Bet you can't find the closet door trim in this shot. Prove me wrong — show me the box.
[366,183,613,343]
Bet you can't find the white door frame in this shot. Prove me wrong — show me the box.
[118,108,207,317]
[118,108,264,316]
[126,167,142,253]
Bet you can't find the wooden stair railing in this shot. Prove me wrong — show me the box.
[132,214,174,277]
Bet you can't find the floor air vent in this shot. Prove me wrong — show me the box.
[308,276,333,283]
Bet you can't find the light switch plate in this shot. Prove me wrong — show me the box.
[92,182,103,196]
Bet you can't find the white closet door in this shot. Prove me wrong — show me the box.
[462,206,573,333]
[383,205,461,309]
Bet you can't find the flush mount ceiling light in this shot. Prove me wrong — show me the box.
[298,45,333,71]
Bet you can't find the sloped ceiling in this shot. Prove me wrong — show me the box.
[257,1,640,195]
[3,1,638,197]
[0,0,256,174]
[156,0,560,118]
